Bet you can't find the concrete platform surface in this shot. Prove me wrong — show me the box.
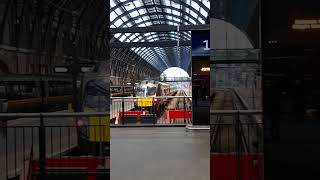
[110,127,209,180]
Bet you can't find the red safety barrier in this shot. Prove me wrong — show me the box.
[210,153,263,180]
[32,157,100,180]
[117,111,149,123]
[165,110,192,123]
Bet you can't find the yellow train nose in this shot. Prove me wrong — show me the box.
[137,97,153,107]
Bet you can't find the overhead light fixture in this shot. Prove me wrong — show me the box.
[292,18,320,30]
[201,67,210,72]
[54,66,69,73]
[292,24,310,30]
[54,65,94,73]
[294,19,317,25]
[80,66,94,73]
[311,24,320,29]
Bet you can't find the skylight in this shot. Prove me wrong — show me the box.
[110,0,210,71]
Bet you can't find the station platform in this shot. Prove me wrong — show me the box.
[110,127,209,180]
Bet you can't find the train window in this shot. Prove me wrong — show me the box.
[136,87,145,97]
[146,87,156,96]
[84,80,108,111]
[110,87,120,93]
[85,95,107,110]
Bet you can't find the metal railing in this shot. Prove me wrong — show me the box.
[0,112,110,180]
[210,110,263,153]
[110,96,192,126]
[210,110,263,180]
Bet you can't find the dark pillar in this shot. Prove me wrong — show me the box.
[191,30,210,125]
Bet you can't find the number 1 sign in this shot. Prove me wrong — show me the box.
[191,30,211,56]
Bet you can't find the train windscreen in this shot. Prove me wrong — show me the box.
[84,80,108,111]
[136,87,145,97]
[146,87,157,96]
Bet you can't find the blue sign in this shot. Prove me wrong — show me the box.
[191,30,210,56]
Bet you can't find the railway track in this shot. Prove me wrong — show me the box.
[210,89,263,153]
[157,90,192,124]
[166,90,190,110]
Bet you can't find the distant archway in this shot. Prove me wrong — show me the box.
[160,67,190,79]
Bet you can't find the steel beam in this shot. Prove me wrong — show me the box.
[210,59,260,64]
[110,24,210,34]
[110,41,191,48]
[0,74,72,82]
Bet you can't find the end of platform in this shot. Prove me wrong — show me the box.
[185,124,210,130]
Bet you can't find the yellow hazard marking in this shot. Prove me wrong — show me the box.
[138,97,153,107]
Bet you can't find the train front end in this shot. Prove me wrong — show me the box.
[77,77,110,156]
[134,81,158,112]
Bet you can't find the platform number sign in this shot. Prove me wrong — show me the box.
[191,30,210,56]
[203,40,210,50]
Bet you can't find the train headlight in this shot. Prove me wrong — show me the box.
[154,98,158,102]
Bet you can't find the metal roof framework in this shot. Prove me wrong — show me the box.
[110,0,210,72]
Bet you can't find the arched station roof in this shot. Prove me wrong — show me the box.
[110,0,210,72]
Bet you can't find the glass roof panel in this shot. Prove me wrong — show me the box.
[110,0,210,71]
[110,0,116,7]
[130,11,139,18]
[119,35,126,41]
[202,0,210,9]
[138,9,147,15]
[114,8,122,15]
[172,2,180,9]
[110,11,117,22]
[133,1,142,8]
[125,3,135,11]
[126,22,133,27]
[114,19,123,27]
[191,1,200,10]
[121,16,128,22]
[200,8,207,17]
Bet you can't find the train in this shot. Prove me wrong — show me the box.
[0,75,72,100]
[134,80,173,115]
[0,75,72,113]
[135,80,170,96]
[6,95,72,113]
[111,85,133,97]
[77,62,110,156]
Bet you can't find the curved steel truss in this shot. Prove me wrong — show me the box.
[0,0,109,73]
[111,0,210,72]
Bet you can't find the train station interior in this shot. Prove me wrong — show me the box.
[0,0,320,180]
